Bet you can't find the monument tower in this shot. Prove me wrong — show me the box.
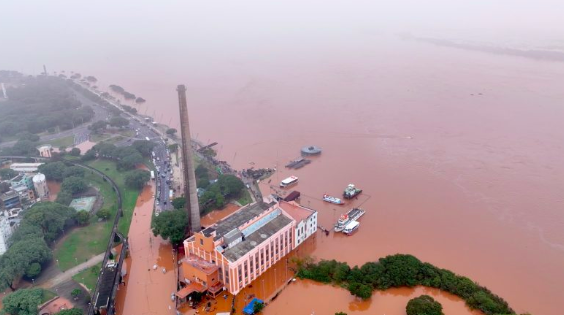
[177,85,201,234]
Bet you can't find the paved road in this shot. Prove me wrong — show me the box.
[39,253,104,289]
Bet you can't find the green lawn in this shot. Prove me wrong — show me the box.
[85,160,140,236]
[72,263,101,292]
[43,135,74,148]
[41,289,58,303]
[54,171,117,271]
[237,189,252,206]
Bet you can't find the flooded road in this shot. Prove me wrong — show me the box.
[3,2,564,314]
[114,183,177,315]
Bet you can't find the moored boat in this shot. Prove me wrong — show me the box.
[280,176,299,188]
[343,184,362,199]
[343,220,360,235]
[333,207,365,232]
[323,194,344,205]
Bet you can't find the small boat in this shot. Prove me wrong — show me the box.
[322,194,344,205]
[280,176,298,188]
[334,208,365,232]
[343,220,360,235]
[343,184,362,199]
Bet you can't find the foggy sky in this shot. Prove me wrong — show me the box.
[1,0,564,73]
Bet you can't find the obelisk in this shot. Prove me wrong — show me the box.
[177,85,201,233]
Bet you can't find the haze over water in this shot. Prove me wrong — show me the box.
[3,1,564,314]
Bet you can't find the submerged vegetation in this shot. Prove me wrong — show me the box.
[296,254,531,315]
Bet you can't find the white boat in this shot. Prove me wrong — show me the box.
[280,175,298,188]
[323,194,344,205]
[334,208,365,232]
[343,220,360,235]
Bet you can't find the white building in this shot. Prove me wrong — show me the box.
[33,173,49,200]
[10,163,44,173]
[37,145,53,158]
[0,216,13,255]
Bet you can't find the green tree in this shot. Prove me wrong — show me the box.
[406,295,444,315]
[63,166,86,178]
[0,168,18,180]
[38,161,67,181]
[56,190,73,206]
[5,140,39,156]
[25,262,42,278]
[81,148,97,161]
[253,300,265,313]
[54,309,83,315]
[151,208,187,244]
[0,238,52,291]
[168,143,178,152]
[0,181,10,193]
[172,197,185,209]
[216,174,245,197]
[59,145,67,153]
[75,210,90,225]
[23,202,75,242]
[166,128,177,136]
[17,131,40,142]
[109,116,129,128]
[131,140,155,157]
[71,288,82,300]
[124,169,150,189]
[70,147,81,156]
[61,176,88,194]
[96,209,112,220]
[117,152,143,170]
[1,288,44,315]
[88,120,108,134]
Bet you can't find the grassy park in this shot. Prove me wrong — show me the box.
[54,159,142,273]
[72,264,101,292]
[53,171,118,271]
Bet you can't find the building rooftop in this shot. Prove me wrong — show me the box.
[1,190,19,201]
[222,214,292,262]
[181,255,219,275]
[206,202,274,241]
[279,201,315,223]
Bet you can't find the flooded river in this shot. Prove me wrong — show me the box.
[3,2,564,314]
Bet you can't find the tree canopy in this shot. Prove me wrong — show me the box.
[0,238,52,291]
[0,76,94,137]
[1,288,45,315]
[124,169,150,189]
[88,120,108,134]
[0,168,18,180]
[54,309,83,315]
[61,176,88,194]
[109,116,129,128]
[70,147,81,156]
[151,208,188,244]
[297,254,516,315]
[131,140,155,157]
[166,128,177,136]
[172,197,185,209]
[38,161,67,181]
[23,202,75,242]
[406,295,444,315]
[75,210,91,226]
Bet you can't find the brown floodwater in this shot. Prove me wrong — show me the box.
[75,41,564,315]
[200,203,241,228]
[3,4,564,313]
[47,180,61,201]
[114,182,177,315]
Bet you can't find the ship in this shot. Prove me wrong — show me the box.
[322,194,344,205]
[334,208,365,232]
[343,184,362,199]
[343,220,360,235]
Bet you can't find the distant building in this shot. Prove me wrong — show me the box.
[32,173,49,200]
[0,216,13,255]
[37,145,53,158]
[178,201,317,301]
[12,185,35,208]
[9,163,44,173]
[10,173,34,190]
[0,190,21,210]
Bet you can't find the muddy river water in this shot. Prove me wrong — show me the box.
[3,2,564,313]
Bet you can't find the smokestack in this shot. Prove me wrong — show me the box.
[177,84,201,234]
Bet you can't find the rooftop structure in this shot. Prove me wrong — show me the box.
[33,173,49,200]
[9,163,43,173]
[10,173,33,190]
[180,201,317,298]
[37,145,53,158]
